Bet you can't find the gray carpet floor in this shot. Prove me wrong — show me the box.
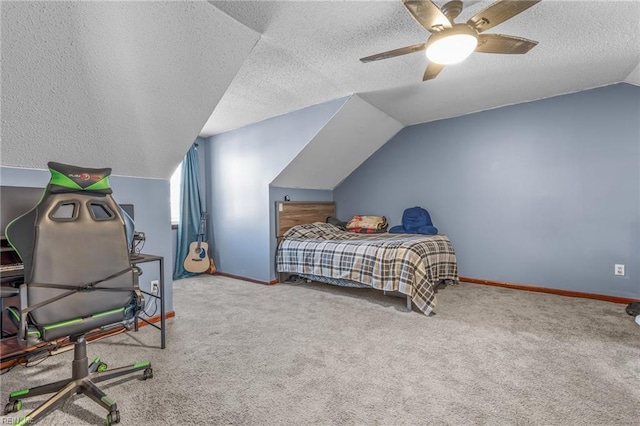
[1,275,639,425]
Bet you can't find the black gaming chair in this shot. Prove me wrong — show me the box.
[3,162,153,425]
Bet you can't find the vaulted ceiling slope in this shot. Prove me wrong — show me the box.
[272,95,403,190]
[1,1,259,179]
[203,0,640,136]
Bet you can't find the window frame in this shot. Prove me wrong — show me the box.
[170,163,182,226]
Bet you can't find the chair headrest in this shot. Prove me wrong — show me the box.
[47,161,113,194]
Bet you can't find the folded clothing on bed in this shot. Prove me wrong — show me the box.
[346,215,388,231]
[347,227,389,234]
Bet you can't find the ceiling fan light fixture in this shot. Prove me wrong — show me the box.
[426,24,478,65]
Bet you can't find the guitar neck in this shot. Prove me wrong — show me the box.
[195,213,207,247]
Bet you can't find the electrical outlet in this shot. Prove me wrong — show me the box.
[614,264,625,276]
[151,280,159,294]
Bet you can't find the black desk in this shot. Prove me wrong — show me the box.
[131,253,166,349]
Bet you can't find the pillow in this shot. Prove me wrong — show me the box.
[283,222,345,240]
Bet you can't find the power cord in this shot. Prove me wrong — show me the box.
[140,291,158,318]
[0,340,63,375]
[0,324,132,376]
[132,237,145,256]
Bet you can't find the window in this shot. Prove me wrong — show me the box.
[170,163,182,224]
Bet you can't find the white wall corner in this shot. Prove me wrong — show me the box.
[624,60,640,86]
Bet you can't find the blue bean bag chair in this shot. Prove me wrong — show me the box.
[389,206,438,235]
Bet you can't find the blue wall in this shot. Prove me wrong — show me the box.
[335,83,640,298]
[0,166,174,311]
[205,97,348,282]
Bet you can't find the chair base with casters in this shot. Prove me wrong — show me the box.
[4,335,153,425]
[4,295,152,425]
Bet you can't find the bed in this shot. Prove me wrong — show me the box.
[275,201,458,315]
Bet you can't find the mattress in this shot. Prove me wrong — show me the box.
[276,222,458,314]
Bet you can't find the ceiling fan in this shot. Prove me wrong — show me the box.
[360,0,541,81]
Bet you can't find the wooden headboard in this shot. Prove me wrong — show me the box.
[275,201,335,239]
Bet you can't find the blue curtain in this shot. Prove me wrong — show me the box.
[173,144,203,279]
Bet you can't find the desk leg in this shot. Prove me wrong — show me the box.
[159,257,165,349]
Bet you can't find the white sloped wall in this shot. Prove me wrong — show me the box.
[271,95,404,190]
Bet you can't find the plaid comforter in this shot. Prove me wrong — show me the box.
[276,223,458,314]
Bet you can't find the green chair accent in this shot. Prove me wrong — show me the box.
[3,162,153,424]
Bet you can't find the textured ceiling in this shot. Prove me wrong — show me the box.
[1,1,259,179]
[3,1,637,182]
[202,0,640,136]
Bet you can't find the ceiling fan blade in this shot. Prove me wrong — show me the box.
[360,43,426,63]
[423,62,444,81]
[467,0,541,33]
[403,0,451,33]
[475,34,538,54]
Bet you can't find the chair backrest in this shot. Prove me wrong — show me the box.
[5,162,135,330]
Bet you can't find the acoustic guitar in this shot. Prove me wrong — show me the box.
[183,213,211,274]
